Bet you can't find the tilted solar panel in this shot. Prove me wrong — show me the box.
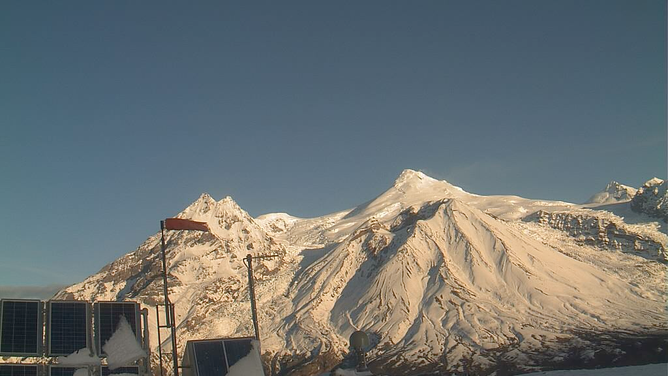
[192,341,227,376]
[94,302,140,357]
[0,300,43,356]
[223,338,253,369]
[47,301,91,356]
[185,337,256,376]
[0,364,39,376]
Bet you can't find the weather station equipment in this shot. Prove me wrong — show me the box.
[349,330,370,372]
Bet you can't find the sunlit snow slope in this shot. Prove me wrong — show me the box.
[57,170,667,376]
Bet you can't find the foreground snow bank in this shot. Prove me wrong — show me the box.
[520,363,667,376]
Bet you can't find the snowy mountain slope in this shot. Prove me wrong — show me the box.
[56,170,667,376]
[277,197,665,374]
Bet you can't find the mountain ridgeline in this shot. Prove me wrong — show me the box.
[56,170,667,376]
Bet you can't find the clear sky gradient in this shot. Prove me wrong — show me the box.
[1,1,666,289]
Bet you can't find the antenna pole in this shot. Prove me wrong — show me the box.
[160,220,179,376]
[244,254,260,340]
[160,221,171,326]
[243,254,279,342]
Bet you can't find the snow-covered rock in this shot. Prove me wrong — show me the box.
[523,210,667,261]
[586,181,637,204]
[631,178,668,222]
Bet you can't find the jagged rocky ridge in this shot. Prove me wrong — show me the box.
[631,178,667,223]
[56,170,668,376]
[523,210,666,261]
[586,181,637,204]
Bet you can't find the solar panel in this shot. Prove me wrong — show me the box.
[0,300,43,356]
[48,366,89,376]
[94,302,140,357]
[100,365,140,375]
[47,301,91,356]
[223,338,253,368]
[0,364,39,376]
[192,341,227,376]
[184,337,257,376]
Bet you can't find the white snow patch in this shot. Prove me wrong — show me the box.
[57,348,101,366]
[102,316,147,370]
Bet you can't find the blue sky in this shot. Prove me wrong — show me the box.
[1,1,665,290]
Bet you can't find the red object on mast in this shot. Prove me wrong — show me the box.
[163,218,209,232]
[158,218,209,376]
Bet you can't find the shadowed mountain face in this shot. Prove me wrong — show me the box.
[57,170,667,376]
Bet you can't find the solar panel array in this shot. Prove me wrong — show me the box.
[185,338,256,376]
[0,300,42,356]
[0,364,38,376]
[0,300,146,374]
[94,302,140,357]
[47,301,90,356]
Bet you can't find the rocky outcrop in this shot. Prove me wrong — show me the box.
[524,210,666,261]
[631,178,667,223]
[586,181,637,204]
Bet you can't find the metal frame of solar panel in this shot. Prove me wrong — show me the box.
[0,364,40,376]
[46,301,91,356]
[48,365,91,376]
[182,337,258,376]
[0,300,43,357]
[93,302,141,357]
[100,365,140,376]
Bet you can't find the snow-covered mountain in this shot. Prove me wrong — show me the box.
[56,170,667,376]
[585,181,637,204]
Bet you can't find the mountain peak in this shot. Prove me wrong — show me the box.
[198,192,216,203]
[179,193,217,217]
[643,177,665,187]
[393,169,436,188]
[219,195,237,204]
[216,196,246,214]
[586,181,637,204]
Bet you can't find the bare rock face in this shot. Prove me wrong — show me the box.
[523,210,666,261]
[631,178,668,223]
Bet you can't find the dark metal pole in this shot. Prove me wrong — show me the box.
[160,220,179,376]
[160,221,171,327]
[245,254,261,340]
[156,306,165,376]
[170,304,179,376]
